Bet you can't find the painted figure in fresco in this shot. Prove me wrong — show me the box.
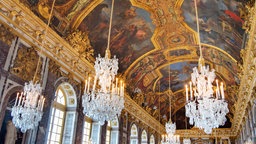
[182,0,245,61]
[4,121,17,144]
[130,51,166,87]
[80,0,155,71]
[67,0,89,19]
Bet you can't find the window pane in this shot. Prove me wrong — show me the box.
[57,126,62,133]
[106,130,110,144]
[82,120,92,144]
[46,93,66,144]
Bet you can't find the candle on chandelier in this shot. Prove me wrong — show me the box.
[189,82,193,100]
[216,79,220,99]
[41,97,45,111]
[220,82,224,99]
[162,135,166,141]
[120,80,123,96]
[87,77,91,93]
[93,76,96,91]
[121,83,125,96]
[37,97,41,110]
[84,79,88,94]
[116,78,118,91]
[185,85,188,102]
[18,94,22,106]
[14,92,19,106]
[22,96,25,106]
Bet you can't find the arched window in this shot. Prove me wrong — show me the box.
[141,130,147,144]
[46,83,77,144]
[82,117,92,144]
[106,117,119,144]
[150,135,155,144]
[130,124,138,144]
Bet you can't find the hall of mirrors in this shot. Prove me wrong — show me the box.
[0,0,256,143]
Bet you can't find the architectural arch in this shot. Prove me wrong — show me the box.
[46,82,77,144]
[141,129,148,144]
[150,134,155,144]
[0,84,23,144]
[130,123,138,144]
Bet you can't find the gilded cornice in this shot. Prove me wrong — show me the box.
[124,93,166,134]
[176,128,233,138]
[0,0,94,80]
[231,2,256,136]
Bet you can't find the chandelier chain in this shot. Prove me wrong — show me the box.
[194,0,203,60]
[106,0,115,51]
[169,69,171,119]
[33,0,56,83]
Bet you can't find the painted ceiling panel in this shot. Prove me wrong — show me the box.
[79,0,156,72]
[182,0,245,61]
[18,0,249,130]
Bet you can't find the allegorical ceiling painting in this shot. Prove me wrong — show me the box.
[182,0,245,61]
[158,62,198,92]
[127,50,167,91]
[79,0,156,72]
[201,46,240,85]
[18,0,248,129]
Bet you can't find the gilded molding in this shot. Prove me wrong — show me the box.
[231,2,256,136]
[10,46,41,82]
[124,94,166,134]
[65,30,94,63]
[0,24,15,45]
[0,0,94,80]
[176,128,233,138]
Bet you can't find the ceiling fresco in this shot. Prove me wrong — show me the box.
[18,0,249,130]
[182,0,245,61]
[79,0,156,72]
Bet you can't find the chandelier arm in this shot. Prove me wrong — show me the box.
[33,0,56,83]
[106,0,115,56]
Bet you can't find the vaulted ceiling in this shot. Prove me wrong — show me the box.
[18,0,253,131]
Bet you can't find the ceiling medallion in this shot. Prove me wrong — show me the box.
[185,0,229,134]
[82,0,124,125]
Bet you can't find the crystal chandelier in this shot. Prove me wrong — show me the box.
[161,71,180,144]
[82,0,124,125]
[185,0,229,134]
[183,138,191,144]
[11,81,45,133]
[11,0,56,133]
[161,121,180,144]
